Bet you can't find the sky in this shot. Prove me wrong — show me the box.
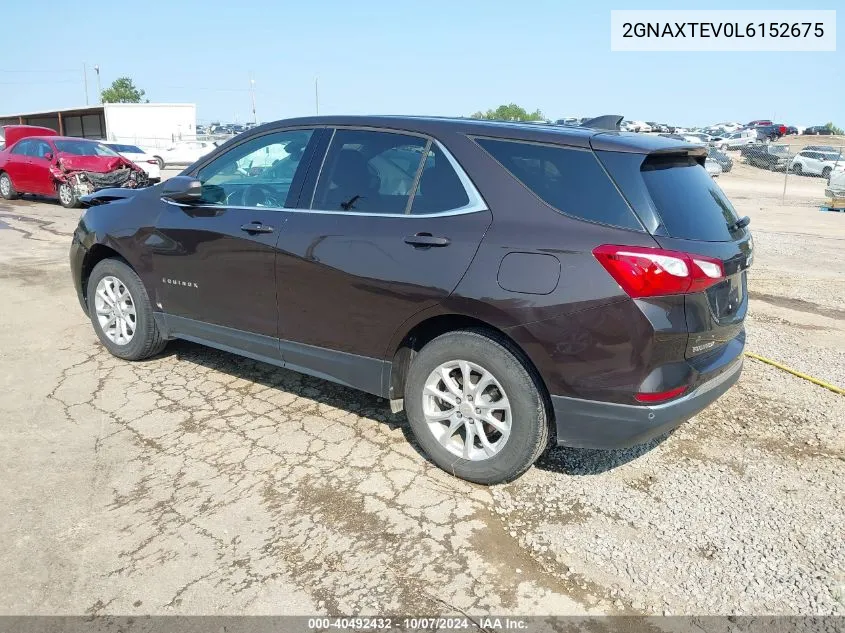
[0,0,842,128]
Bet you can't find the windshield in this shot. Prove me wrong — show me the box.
[54,140,120,157]
[107,144,143,154]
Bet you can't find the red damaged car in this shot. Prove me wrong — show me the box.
[0,131,148,209]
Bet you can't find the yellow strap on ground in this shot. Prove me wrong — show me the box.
[744,351,845,396]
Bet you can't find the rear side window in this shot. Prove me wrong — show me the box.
[599,151,739,242]
[410,145,470,214]
[474,138,641,230]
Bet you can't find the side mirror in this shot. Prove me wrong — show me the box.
[44,152,53,161]
[161,176,202,203]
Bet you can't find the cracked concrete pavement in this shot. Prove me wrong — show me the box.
[0,165,842,617]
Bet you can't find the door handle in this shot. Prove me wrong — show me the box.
[240,222,274,234]
[404,233,450,248]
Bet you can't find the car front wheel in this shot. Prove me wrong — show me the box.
[404,329,550,484]
[86,258,167,360]
[58,182,80,208]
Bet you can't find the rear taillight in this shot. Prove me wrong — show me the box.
[592,244,725,298]
[635,385,688,403]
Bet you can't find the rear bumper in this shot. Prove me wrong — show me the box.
[552,355,743,449]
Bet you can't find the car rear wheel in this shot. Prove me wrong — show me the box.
[0,172,18,200]
[87,258,167,361]
[822,167,832,179]
[792,163,802,175]
[58,182,80,209]
[154,156,165,170]
[404,329,550,484]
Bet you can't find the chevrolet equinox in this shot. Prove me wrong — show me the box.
[70,116,752,484]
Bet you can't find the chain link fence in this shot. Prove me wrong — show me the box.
[711,134,844,210]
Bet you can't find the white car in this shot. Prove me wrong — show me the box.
[705,158,723,178]
[149,141,217,168]
[715,130,758,150]
[789,150,845,178]
[681,133,710,145]
[102,143,161,182]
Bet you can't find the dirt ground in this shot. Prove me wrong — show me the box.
[0,164,842,616]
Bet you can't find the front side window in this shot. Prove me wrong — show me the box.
[197,129,314,208]
[312,129,428,214]
[33,141,52,158]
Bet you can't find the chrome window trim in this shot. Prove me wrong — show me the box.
[164,199,484,219]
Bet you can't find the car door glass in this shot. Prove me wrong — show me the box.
[411,145,470,214]
[11,140,32,156]
[312,129,427,214]
[33,142,52,159]
[196,129,314,208]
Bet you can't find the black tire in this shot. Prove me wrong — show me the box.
[793,163,802,175]
[0,172,18,200]
[86,258,167,361]
[822,167,832,179]
[57,182,80,209]
[154,156,165,170]
[404,329,550,485]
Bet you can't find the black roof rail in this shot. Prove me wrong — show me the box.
[580,115,624,131]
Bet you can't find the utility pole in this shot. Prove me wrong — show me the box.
[94,65,102,104]
[249,75,257,124]
[315,76,319,115]
[83,63,89,105]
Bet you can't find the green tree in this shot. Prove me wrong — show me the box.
[470,103,545,122]
[824,122,844,135]
[101,77,148,104]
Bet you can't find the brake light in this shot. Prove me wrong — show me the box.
[592,244,725,298]
[635,385,688,403]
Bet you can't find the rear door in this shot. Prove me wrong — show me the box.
[274,127,492,384]
[5,140,34,191]
[596,149,753,358]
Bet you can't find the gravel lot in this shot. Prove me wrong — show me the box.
[0,163,842,616]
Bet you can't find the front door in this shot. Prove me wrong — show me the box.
[274,128,492,391]
[28,140,56,195]
[149,128,318,357]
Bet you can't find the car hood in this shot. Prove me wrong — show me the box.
[57,153,139,173]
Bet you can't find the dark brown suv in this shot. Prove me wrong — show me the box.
[70,116,752,484]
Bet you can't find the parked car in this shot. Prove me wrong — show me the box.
[784,126,799,135]
[754,124,787,142]
[682,133,711,144]
[69,115,751,484]
[741,143,792,171]
[789,149,845,178]
[0,124,56,151]
[0,136,148,208]
[803,125,834,136]
[704,158,722,177]
[150,141,217,169]
[102,143,161,183]
[746,120,773,127]
[707,147,733,172]
[715,130,758,150]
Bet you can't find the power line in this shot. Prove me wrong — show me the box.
[0,79,80,85]
[0,68,79,73]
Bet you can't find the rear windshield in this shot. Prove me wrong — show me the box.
[598,151,740,242]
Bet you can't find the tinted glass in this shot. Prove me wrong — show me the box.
[475,138,640,229]
[410,144,470,214]
[33,141,52,158]
[640,156,739,242]
[312,129,427,214]
[197,129,314,208]
[108,144,144,153]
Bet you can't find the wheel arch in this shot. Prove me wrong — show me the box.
[79,243,133,310]
[387,313,553,425]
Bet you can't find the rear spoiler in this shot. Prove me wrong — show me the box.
[580,115,623,131]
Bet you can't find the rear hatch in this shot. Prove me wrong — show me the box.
[592,141,753,359]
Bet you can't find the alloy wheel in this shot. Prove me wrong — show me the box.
[422,359,512,461]
[94,276,137,345]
